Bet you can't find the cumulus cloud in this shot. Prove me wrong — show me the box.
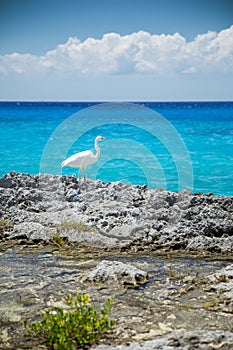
[0,26,233,76]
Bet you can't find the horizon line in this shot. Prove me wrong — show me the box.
[0,99,233,103]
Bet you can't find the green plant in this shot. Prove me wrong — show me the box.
[56,221,95,232]
[0,219,12,237]
[24,293,115,350]
[168,265,176,278]
[50,221,95,248]
[217,274,227,283]
[50,235,69,248]
[203,300,219,309]
[168,265,201,282]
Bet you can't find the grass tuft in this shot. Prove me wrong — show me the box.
[56,221,95,232]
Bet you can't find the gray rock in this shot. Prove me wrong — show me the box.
[94,330,233,349]
[1,173,233,350]
[80,260,148,287]
[205,264,233,312]
[11,221,51,241]
[1,172,233,253]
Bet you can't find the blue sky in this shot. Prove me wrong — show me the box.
[0,0,233,101]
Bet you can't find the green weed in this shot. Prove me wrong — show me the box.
[56,221,95,232]
[24,293,115,350]
[203,300,219,309]
[50,235,69,248]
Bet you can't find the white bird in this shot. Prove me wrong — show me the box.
[61,136,108,182]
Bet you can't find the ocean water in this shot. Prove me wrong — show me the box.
[0,101,233,196]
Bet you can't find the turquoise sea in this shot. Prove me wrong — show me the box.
[0,101,233,196]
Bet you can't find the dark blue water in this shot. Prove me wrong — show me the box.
[0,101,233,195]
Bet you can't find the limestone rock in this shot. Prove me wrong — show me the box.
[0,172,233,254]
[94,330,233,349]
[80,260,148,287]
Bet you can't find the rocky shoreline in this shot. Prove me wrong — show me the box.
[0,172,233,349]
[1,171,233,254]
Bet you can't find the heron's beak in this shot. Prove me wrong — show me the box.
[102,137,108,140]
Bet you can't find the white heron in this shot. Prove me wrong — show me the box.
[61,136,108,181]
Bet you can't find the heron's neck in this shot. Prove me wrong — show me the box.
[94,140,101,159]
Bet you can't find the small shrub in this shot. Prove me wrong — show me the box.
[0,219,12,238]
[50,235,69,248]
[24,293,115,350]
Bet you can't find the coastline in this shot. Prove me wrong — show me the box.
[1,171,233,255]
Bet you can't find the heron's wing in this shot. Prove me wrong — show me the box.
[62,150,94,167]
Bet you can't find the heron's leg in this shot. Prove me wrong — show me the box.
[84,167,87,182]
[79,167,82,183]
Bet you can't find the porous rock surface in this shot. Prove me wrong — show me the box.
[1,172,233,254]
[204,263,233,313]
[1,173,233,350]
[94,330,233,350]
[80,260,149,287]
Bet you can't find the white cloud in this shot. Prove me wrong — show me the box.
[0,26,233,76]
[180,26,233,74]
[0,52,40,74]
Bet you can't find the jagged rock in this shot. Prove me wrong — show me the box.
[94,330,233,350]
[1,172,233,350]
[11,222,51,241]
[80,260,148,287]
[0,172,233,254]
[205,264,233,312]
